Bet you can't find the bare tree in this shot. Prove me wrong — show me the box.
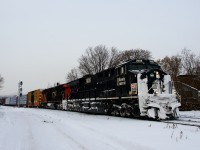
[108,47,121,68]
[157,55,182,80]
[94,45,109,73]
[79,45,119,75]
[78,46,152,76]
[119,48,152,62]
[194,54,200,76]
[66,68,79,82]
[181,48,200,75]
[196,60,200,76]
[79,52,92,75]
[0,75,4,89]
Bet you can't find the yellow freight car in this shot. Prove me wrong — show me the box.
[26,89,42,107]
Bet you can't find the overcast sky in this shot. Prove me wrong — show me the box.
[0,0,200,95]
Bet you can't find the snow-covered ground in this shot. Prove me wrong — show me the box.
[0,106,200,150]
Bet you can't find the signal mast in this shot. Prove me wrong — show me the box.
[18,81,23,107]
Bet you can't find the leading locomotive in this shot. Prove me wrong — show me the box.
[61,59,180,119]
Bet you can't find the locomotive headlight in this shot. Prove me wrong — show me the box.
[156,71,160,79]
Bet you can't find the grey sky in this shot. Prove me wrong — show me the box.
[0,0,200,95]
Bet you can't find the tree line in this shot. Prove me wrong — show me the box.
[67,45,200,82]
[0,46,199,90]
[157,48,200,80]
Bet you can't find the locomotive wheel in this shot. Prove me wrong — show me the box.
[115,110,120,116]
[120,103,128,117]
[120,109,126,117]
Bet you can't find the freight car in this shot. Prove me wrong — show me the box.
[5,95,26,106]
[61,59,181,119]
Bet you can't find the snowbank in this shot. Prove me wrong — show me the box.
[0,106,200,150]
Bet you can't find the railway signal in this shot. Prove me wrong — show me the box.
[18,81,23,107]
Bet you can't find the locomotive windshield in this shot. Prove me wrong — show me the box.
[128,63,160,71]
[128,64,146,71]
[147,64,160,70]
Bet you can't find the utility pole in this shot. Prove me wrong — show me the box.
[18,81,23,107]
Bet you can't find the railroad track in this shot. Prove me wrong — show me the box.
[162,116,200,127]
